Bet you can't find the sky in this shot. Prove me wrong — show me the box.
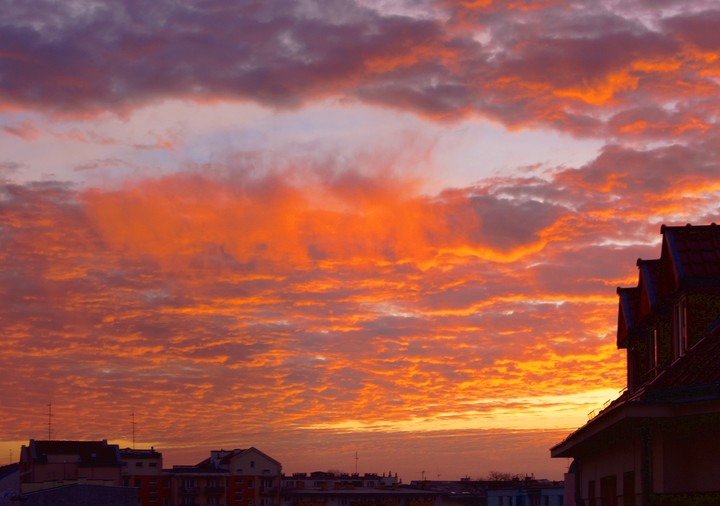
[3,0,720,481]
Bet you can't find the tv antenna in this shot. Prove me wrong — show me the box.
[47,402,53,440]
[355,451,358,474]
[131,411,137,449]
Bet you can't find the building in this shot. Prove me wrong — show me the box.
[171,447,282,506]
[283,472,436,506]
[18,439,123,493]
[120,447,171,506]
[283,472,399,491]
[485,479,564,506]
[12,482,137,506]
[0,463,19,506]
[551,224,720,505]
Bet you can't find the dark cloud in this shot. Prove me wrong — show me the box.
[3,0,720,137]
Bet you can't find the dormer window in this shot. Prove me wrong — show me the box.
[674,297,688,360]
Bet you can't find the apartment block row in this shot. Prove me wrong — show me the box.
[15,439,281,506]
[4,438,564,506]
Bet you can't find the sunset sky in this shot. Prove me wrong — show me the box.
[3,0,720,481]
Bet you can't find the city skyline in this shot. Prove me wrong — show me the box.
[3,0,720,481]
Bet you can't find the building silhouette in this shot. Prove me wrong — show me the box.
[552,224,720,505]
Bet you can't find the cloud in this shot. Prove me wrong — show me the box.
[3,0,720,139]
[4,137,720,456]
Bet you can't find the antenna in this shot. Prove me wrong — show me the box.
[131,411,136,449]
[47,402,53,440]
[355,451,358,474]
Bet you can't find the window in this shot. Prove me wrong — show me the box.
[135,479,142,488]
[652,328,659,371]
[149,462,158,468]
[249,480,254,488]
[149,478,158,484]
[251,461,256,468]
[623,471,635,506]
[149,496,157,503]
[674,298,688,359]
[136,462,143,467]
[600,475,617,506]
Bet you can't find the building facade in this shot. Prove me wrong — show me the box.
[120,447,171,506]
[170,447,282,506]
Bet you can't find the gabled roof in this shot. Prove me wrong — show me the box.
[27,440,121,467]
[661,223,720,288]
[616,286,639,347]
[218,447,282,467]
[637,258,661,314]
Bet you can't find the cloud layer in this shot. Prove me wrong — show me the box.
[2,0,720,137]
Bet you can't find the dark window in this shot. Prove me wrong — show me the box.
[600,475,617,506]
[623,471,635,506]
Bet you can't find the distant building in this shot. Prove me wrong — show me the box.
[283,472,435,506]
[551,224,720,505]
[171,446,282,506]
[18,439,123,493]
[12,482,136,506]
[409,479,488,506]
[413,478,563,506]
[0,463,19,506]
[485,479,564,506]
[120,447,170,506]
[283,471,399,491]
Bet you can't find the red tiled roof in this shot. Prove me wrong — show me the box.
[662,223,720,283]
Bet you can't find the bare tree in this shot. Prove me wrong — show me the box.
[485,471,515,481]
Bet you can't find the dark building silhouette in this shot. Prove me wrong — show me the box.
[19,439,123,493]
[552,224,720,505]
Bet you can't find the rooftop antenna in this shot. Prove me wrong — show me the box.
[131,411,136,449]
[355,451,358,474]
[47,402,53,440]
